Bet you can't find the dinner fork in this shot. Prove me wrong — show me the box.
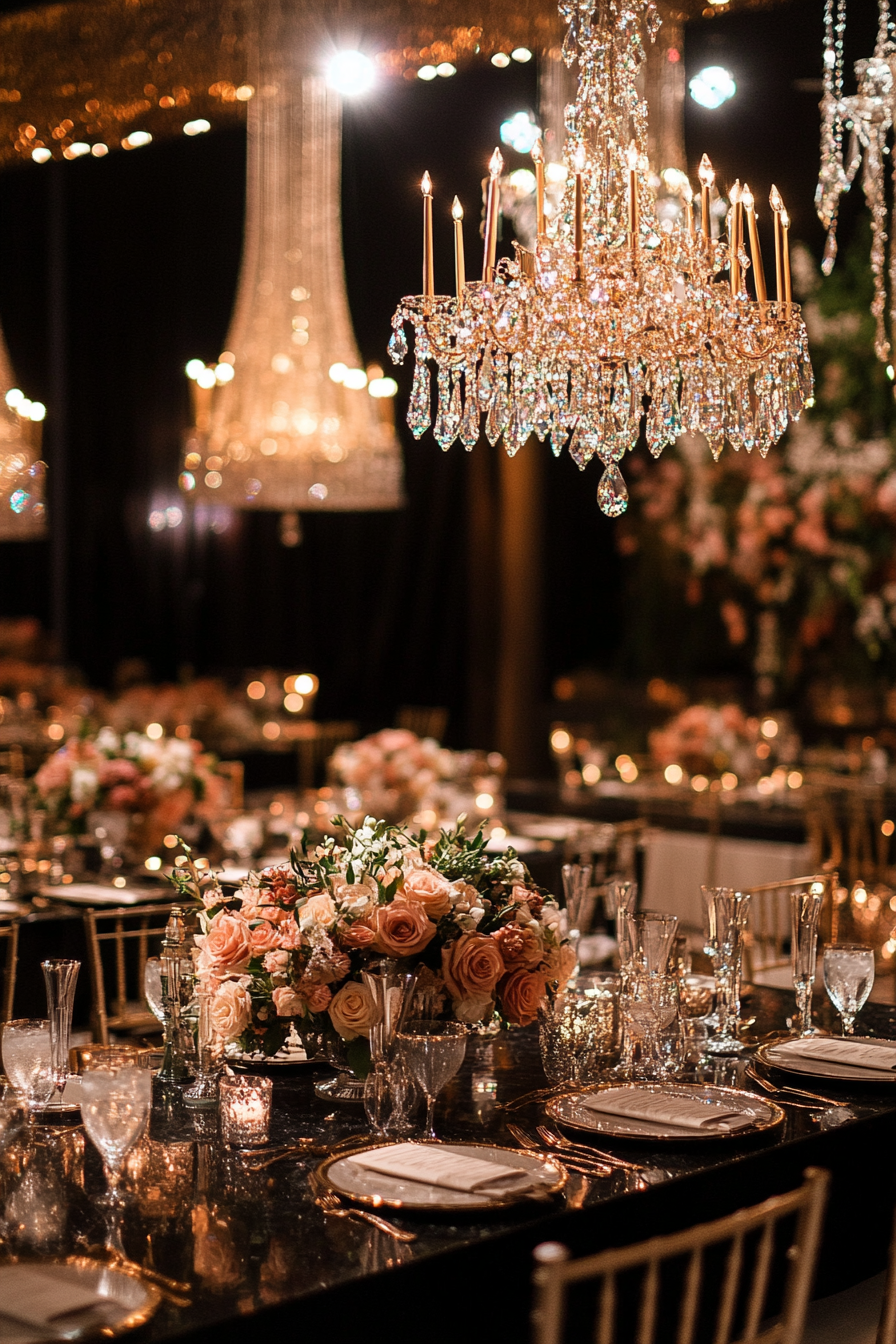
[745,1064,853,1110]
[314,1190,417,1241]
[506,1123,613,1178]
[535,1126,652,1175]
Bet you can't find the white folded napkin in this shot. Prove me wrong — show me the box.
[42,883,153,907]
[348,1143,537,1194]
[581,1088,756,1132]
[779,1038,896,1072]
[0,1266,105,1329]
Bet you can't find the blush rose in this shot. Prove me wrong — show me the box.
[371,898,436,957]
[328,981,379,1040]
[442,932,505,1002]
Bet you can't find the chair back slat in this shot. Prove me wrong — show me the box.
[744,873,837,982]
[82,903,184,1045]
[532,1169,830,1344]
[0,920,18,1022]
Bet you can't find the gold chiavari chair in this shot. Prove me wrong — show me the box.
[531,1167,829,1344]
[83,903,181,1045]
[743,874,838,989]
[395,706,449,741]
[0,919,18,1022]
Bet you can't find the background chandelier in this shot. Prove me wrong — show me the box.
[181,0,404,520]
[0,331,46,542]
[389,0,813,517]
[816,0,896,367]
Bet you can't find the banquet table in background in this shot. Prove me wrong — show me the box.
[2,987,894,1344]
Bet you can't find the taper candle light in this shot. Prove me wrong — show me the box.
[781,209,792,309]
[452,196,466,301]
[532,138,546,238]
[698,154,714,241]
[573,145,586,279]
[482,147,504,280]
[769,185,784,305]
[741,184,767,304]
[421,171,434,299]
[626,141,639,256]
[728,180,741,295]
[681,181,695,238]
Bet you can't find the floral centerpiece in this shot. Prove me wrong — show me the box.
[648,703,761,779]
[34,726,223,847]
[193,816,574,1065]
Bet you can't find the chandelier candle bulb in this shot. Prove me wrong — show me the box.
[452,196,466,301]
[769,186,784,306]
[741,185,767,304]
[532,138,546,237]
[421,172,434,299]
[698,154,714,242]
[626,142,639,256]
[681,181,695,238]
[781,209,792,311]
[483,148,504,280]
[728,181,741,295]
[573,146,587,278]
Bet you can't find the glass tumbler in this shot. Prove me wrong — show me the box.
[538,973,621,1084]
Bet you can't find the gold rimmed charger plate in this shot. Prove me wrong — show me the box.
[546,1081,785,1143]
[313,1139,567,1212]
[0,1256,161,1342]
[756,1037,896,1086]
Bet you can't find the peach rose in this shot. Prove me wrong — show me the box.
[298,892,337,934]
[263,949,290,973]
[340,922,376,949]
[371,899,436,957]
[400,865,454,920]
[197,913,251,973]
[209,979,251,1041]
[499,969,546,1026]
[250,921,282,954]
[328,981,379,1040]
[278,921,304,950]
[492,923,543,971]
[442,932,505,1002]
[304,983,332,1013]
[331,875,377,916]
[272,986,305,1017]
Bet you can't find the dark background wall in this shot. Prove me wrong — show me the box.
[0,0,882,742]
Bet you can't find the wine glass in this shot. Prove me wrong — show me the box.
[144,957,165,1023]
[1,1019,55,1121]
[823,944,875,1036]
[397,1021,467,1140]
[80,1054,152,1204]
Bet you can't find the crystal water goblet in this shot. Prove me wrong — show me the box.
[823,944,875,1036]
[80,1055,152,1204]
[701,887,751,1054]
[1,1019,55,1121]
[397,1021,467,1140]
[791,885,824,1036]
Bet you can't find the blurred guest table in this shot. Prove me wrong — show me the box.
[1,988,895,1344]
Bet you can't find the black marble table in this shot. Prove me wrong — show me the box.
[2,987,895,1344]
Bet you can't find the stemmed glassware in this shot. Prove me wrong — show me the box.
[1,1018,55,1121]
[701,887,751,1054]
[144,957,165,1023]
[561,862,593,975]
[361,962,418,1136]
[41,957,79,1106]
[790,886,824,1037]
[397,1020,467,1140]
[80,1052,152,1205]
[823,944,875,1036]
[616,910,680,1080]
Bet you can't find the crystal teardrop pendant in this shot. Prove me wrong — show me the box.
[408,361,431,439]
[388,324,408,365]
[597,463,629,517]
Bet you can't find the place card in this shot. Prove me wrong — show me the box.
[581,1088,756,1131]
[784,1038,896,1072]
[348,1143,537,1194]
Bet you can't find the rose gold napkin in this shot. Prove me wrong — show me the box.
[348,1143,536,1193]
[581,1088,755,1131]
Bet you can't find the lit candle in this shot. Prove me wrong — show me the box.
[220,1074,272,1148]
[573,144,586,280]
[781,208,792,310]
[626,141,639,256]
[741,183,767,304]
[681,180,695,239]
[728,180,741,295]
[769,184,784,306]
[532,137,546,238]
[421,171,434,298]
[698,153,714,242]
[482,147,504,281]
[452,195,466,301]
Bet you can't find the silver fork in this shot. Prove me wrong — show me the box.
[745,1064,853,1110]
[536,1125,653,1176]
[506,1123,613,1178]
[315,1190,417,1241]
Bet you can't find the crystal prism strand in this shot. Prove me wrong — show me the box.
[407,361,431,439]
[570,418,599,468]
[561,13,578,66]
[628,360,645,431]
[738,378,757,453]
[597,463,629,517]
[433,366,452,448]
[447,370,463,443]
[485,356,510,445]
[478,346,495,411]
[533,383,552,441]
[460,367,480,450]
[388,323,408,365]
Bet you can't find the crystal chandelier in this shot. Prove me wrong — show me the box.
[389,0,813,517]
[180,0,403,517]
[0,331,46,541]
[816,0,895,365]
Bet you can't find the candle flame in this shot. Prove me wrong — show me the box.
[769,184,784,212]
[625,140,639,172]
[488,147,504,176]
[780,209,790,228]
[572,144,587,173]
[741,183,754,212]
[698,153,714,187]
[421,171,432,196]
[729,179,741,204]
[451,195,464,221]
[679,181,693,204]
[531,137,544,164]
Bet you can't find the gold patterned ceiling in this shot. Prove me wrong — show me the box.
[0,0,786,168]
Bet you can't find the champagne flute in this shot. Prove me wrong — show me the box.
[144,957,165,1023]
[823,944,875,1036]
[1,1019,55,1121]
[397,1021,467,1140]
[81,1054,152,1204]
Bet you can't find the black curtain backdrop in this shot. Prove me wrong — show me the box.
[0,0,883,744]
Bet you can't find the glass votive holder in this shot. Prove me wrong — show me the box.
[219,1074,272,1148]
[538,973,621,1084]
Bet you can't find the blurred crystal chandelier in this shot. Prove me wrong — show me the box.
[0,332,46,541]
[389,0,813,517]
[180,0,404,517]
[817,0,896,366]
